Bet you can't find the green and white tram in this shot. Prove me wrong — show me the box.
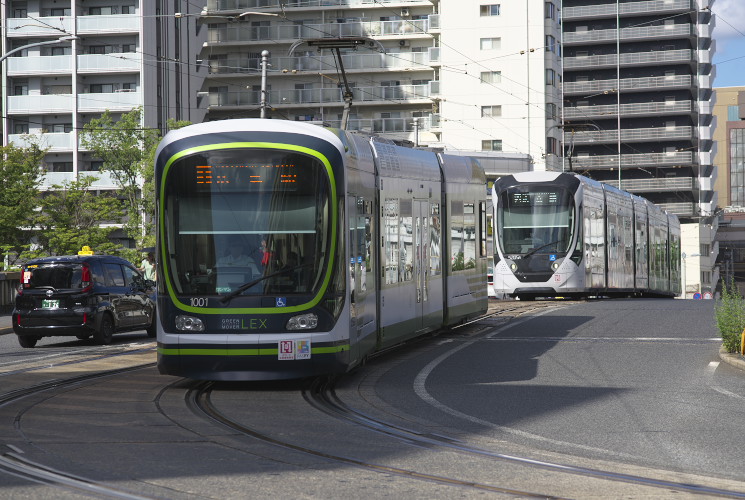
[154,119,488,381]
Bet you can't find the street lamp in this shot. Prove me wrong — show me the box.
[0,35,78,65]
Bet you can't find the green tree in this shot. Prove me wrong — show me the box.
[0,140,47,268]
[34,176,124,257]
[80,108,160,248]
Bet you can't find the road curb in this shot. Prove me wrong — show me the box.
[719,347,745,372]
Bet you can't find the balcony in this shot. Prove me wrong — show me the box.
[323,115,433,133]
[77,53,141,73]
[564,49,692,70]
[564,100,693,119]
[562,0,691,20]
[563,74,692,95]
[6,55,73,76]
[77,15,140,34]
[78,91,142,112]
[7,94,75,114]
[572,126,693,144]
[657,202,696,216]
[571,151,693,169]
[8,132,74,151]
[563,24,693,45]
[208,84,431,107]
[698,125,712,141]
[41,171,119,190]
[5,17,75,37]
[207,17,431,43]
[208,51,431,75]
[209,0,433,9]
[603,177,694,193]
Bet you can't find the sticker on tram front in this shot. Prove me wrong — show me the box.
[278,339,312,360]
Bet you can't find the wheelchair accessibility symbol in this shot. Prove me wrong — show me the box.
[276,297,287,307]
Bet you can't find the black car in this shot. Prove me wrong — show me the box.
[12,254,156,348]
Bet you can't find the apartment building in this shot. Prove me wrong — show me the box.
[199,0,562,170]
[561,0,716,219]
[1,1,206,192]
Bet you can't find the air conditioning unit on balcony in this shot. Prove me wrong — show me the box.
[401,8,410,16]
[399,39,410,47]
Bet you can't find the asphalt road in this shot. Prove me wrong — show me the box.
[1,298,745,499]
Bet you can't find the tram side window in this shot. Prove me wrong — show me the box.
[400,198,413,282]
[464,203,476,269]
[479,202,487,258]
[430,203,441,275]
[451,201,464,271]
[384,198,399,284]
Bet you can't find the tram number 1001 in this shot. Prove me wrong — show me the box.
[190,297,208,307]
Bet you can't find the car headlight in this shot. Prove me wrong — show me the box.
[175,315,205,332]
[286,313,318,330]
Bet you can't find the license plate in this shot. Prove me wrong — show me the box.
[41,299,60,309]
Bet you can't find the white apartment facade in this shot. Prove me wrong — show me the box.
[200,0,562,170]
[1,1,206,191]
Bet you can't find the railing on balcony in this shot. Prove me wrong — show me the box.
[323,115,432,133]
[78,53,141,73]
[572,126,693,144]
[564,49,692,69]
[657,202,696,216]
[78,91,142,111]
[564,100,693,119]
[208,51,430,74]
[603,177,694,192]
[7,94,75,114]
[208,18,430,43]
[5,17,75,36]
[6,55,73,75]
[563,0,691,19]
[209,0,432,8]
[571,151,693,169]
[208,84,431,107]
[8,132,74,151]
[563,24,693,45]
[564,74,692,94]
[77,15,140,33]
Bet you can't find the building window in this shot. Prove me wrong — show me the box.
[546,137,559,155]
[728,105,740,121]
[480,37,501,50]
[546,68,556,86]
[480,71,501,84]
[702,271,711,285]
[90,83,115,93]
[730,128,745,206]
[546,35,556,53]
[122,6,135,14]
[50,162,73,172]
[481,105,502,118]
[480,4,501,16]
[545,2,556,20]
[89,7,117,15]
[14,123,29,134]
[482,140,503,151]
[546,102,558,120]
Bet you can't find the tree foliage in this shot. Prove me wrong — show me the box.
[0,140,47,267]
[714,278,745,353]
[33,176,125,258]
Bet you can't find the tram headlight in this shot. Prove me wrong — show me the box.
[175,315,205,332]
[510,262,517,271]
[286,313,318,330]
[552,261,560,271]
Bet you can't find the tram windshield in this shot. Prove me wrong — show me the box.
[162,148,331,297]
[497,186,574,256]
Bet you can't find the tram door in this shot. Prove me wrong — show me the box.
[348,196,376,352]
[413,200,430,332]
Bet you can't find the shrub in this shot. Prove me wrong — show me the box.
[714,278,745,353]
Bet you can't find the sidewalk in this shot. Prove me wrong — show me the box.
[0,314,13,335]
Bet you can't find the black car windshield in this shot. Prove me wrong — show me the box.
[162,148,332,297]
[22,264,84,290]
[498,187,575,256]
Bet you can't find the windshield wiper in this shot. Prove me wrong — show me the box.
[523,239,565,258]
[219,264,311,304]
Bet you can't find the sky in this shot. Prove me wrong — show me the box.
[712,0,745,88]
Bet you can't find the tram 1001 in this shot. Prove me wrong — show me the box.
[154,119,489,381]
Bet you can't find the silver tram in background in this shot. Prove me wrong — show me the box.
[491,172,681,300]
[154,119,488,381]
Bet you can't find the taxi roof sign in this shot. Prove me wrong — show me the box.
[78,246,94,255]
